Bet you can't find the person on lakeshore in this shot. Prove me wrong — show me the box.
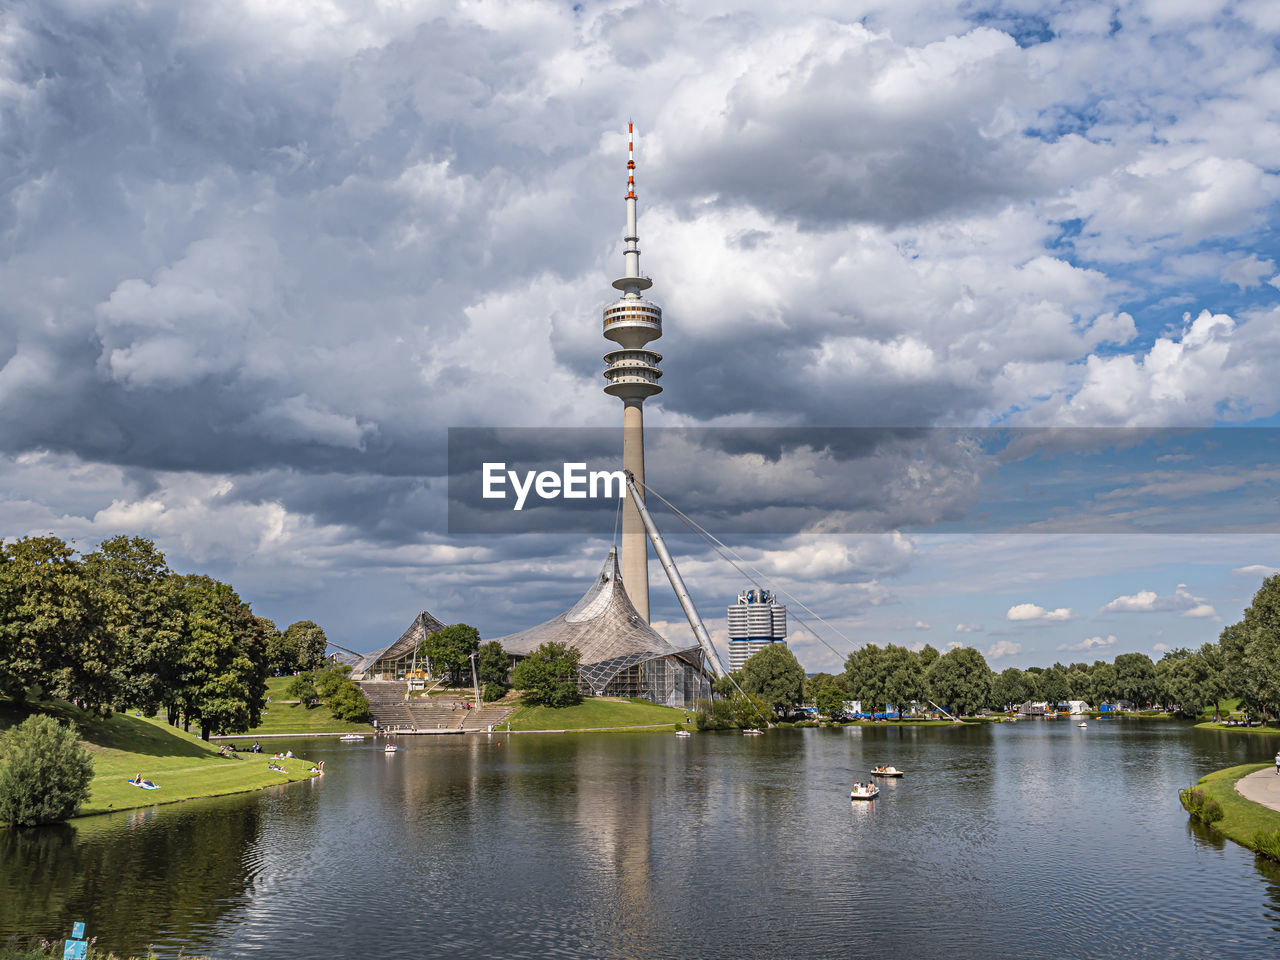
[1274,750,1279,775]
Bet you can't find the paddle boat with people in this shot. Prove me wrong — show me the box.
[384,743,398,753]
[675,729,692,738]
[850,780,880,801]
[742,728,764,736]
[871,765,904,778]
[339,734,365,742]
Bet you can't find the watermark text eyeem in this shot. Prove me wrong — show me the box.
[482,462,626,511]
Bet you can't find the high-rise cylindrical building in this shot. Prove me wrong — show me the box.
[603,123,662,622]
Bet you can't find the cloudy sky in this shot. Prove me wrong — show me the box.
[4,0,1280,673]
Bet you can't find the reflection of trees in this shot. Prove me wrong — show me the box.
[0,799,263,955]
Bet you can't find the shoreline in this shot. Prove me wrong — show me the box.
[1180,762,1280,861]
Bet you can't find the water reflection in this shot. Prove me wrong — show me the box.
[4,724,1280,959]
[0,795,264,955]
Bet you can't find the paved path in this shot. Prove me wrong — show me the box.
[1235,765,1280,811]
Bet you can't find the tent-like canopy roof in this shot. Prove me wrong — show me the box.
[493,548,703,693]
[356,610,447,675]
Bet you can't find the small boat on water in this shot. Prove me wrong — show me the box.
[742,728,764,736]
[1077,721,1088,728]
[384,743,398,753]
[871,765,904,778]
[339,734,365,742]
[850,781,880,801]
[675,730,692,738]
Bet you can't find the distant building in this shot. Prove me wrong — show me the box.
[727,588,788,673]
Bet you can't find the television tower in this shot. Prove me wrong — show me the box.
[603,122,662,622]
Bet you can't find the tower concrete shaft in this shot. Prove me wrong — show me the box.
[603,122,662,622]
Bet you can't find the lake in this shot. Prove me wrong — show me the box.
[4,720,1280,959]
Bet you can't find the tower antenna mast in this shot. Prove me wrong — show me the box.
[603,122,663,621]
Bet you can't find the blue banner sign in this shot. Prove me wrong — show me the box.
[63,940,87,960]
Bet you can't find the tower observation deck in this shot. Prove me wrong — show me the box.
[604,123,662,621]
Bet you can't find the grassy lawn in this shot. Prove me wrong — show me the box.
[506,697,688,731]
[240,675,373,736]
[244,702,372,735]
[0,699,320,821]
[1184,763,1280,855]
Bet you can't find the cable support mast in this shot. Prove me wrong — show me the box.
[623,471,726,679]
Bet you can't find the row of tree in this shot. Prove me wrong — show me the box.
[803,575,1280,720]
[0,534,334,739]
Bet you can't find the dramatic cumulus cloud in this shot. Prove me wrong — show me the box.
[1007,603,1074,622]
[1100,584,1217,618]
[3,0,1280,656]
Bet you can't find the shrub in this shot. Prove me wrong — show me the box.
[327,683,371,722]
[0,715,95,827]
[511,641,582,707]
[1180,787,1224,824]
[481,681,508,703]
[1254,829,1280,863]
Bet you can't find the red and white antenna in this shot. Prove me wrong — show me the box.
[627,120,637,199]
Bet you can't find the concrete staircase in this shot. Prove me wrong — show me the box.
[359,682,519,733]
[359,681,417,732]
[459,699,519,731]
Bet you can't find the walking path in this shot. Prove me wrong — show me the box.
[1235,766,1280,811]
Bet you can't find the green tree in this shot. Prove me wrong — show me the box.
[1155,648,1209,717]
[1113,652,1158,708]
[882,644,928,718]
[284,674,318,707]
[0,715,94,826]
[1039,665,1069,707]
[477,640,510,701]
[262,618,297,674]
[916,643,940,673]
[327,682,371,722]
[806,672,852,718]
[991,667,1033,710]
[1245,628,1280,720]
[1087,660,1118,706]
[421,623,481,684]
[511,641,583,707]
[695,691,772,730]
[927,646,992,716]
[1218,620,1251,708]
[740,643,806,713]
[83,535,182,715]
[0,536,104,710]
[713,670,745,698]
[170,575,268,739]
[283,620,328,672]
[314,663,353,700]
[843,644,888,714]
[1199,641,1228,720]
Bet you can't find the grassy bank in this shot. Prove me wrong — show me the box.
[0,699,319,821]
[505,697,688,731]
[1181,763,1280,858]
[1194,721,1280,735]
